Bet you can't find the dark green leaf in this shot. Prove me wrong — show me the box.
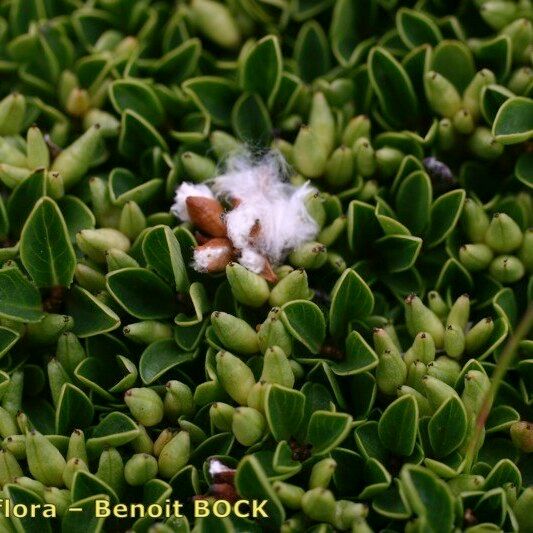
[0,326,20,359]
[20,197,76,288]
[0,264,44,323]
[86,412,139,455]
[143,225,189,292]
[55,383,94,435]
[280,300,326,353]
[397,8,442,49]
[395,170,432,235]
[428,396,467,457]
[183,76,239,127]
[240,35,282,106]
[330,0,377,66]
[6,168,46,237]
[294,21,330,83]
[231,92,272,145]
[329,269,374,339]
[374,234,422,272]
[265,385,305,442]
[426,189,465,248]
[234,456,285,529]
[400,465,455,532]
[368,47,419,129]
[378,395,418,456]
[4,484,52,533]
[106,267,178,319]
[139,339,195,384]
[62,495,109,533]
[110,79,165,126]
[65,285,121,338]
[306,411,352,455]
[493,96,533,144]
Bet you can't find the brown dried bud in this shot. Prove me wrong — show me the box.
[194,238,234,272]
[261,258,278,283]
[186,196,227,237]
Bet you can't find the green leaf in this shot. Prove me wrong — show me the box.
[0,326,20,359]
[231,92,272,145]
[330,331,378,376]
[395,170,432,235]
[378,395,418,457]
[431,41,475,93]
[240,35,282,106]
[374,234,423,273]
[294,21,330,83]
[265,385,305,442]
[0,264,44,323]
[473,488,507,527]
[6,167,46,237]
[474,35,511,81]
[189,433,234,469]
[118,109,168,159]
[55,383,94,435]
[400,464,455,533]
[330,0,377,66]
[86,412,139,455]
[273,441,302,475]
[62,495,109,533]
[110,79,165,126]
[4,484,52,533]
[480,84,514,125]
[484,458,522,491]
[329,268,374,339]
[71,470,118,505]
[20,197,76,288]
[435,258,473,297]
[143,225,189,292]
[106,267,178,319]
[368,47,419,129]
[493,96,533,144]
[426,189,465,248]
[486,405,520,434]
[234,456,285,529]
[154,38,201,83]
[139,339,195,384]
[65,285,121,338]
[280,300,326,353]
[372,480,411,519]
[108,167,163,206]
[183,76,239,127]
[347,200,382,256]
[57,195,95,242]
[428,396,467,458]
[515,151,533,189]
[174,282,209,326]
[306,411,352,455]
[292,0,333,21]
[397,8,442,49]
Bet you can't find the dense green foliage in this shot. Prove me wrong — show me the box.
[0,0,532,531]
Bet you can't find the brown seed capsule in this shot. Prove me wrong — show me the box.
[261,258,278,283]
[186,196,227,237]
[193,238,234,272]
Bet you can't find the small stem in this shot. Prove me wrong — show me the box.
[464,305,533,473]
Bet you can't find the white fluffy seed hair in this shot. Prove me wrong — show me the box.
[192,244,228,272]
[209,459,232,476]
[171,182,214,221]
[212,151,319,272]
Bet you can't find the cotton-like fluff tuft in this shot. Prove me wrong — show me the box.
[171,182,214,221]
[192,239,233,272]
[208,459,233,477]
[212,152,319,273]
[238,247,266,273]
